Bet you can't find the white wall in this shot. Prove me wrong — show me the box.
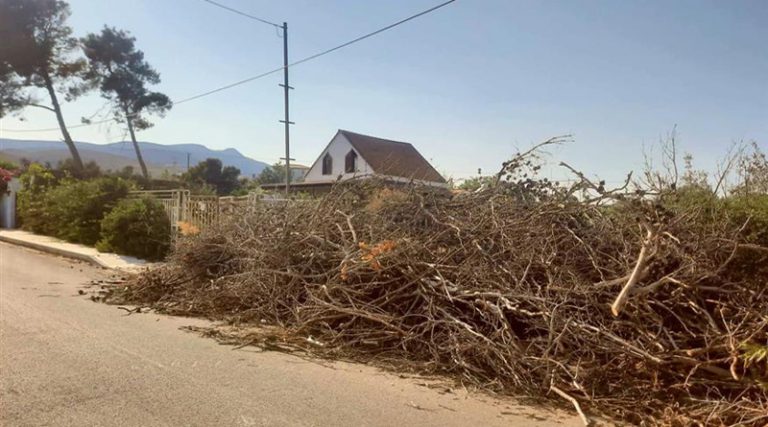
[304,132,373,183]
[1,178,19,229]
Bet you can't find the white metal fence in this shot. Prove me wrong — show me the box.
[128,190,297,237]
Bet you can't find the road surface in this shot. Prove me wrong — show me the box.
[0,242,580,426]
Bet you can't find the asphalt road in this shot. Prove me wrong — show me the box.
[0,242,580,427]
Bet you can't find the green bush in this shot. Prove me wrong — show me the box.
[16,164,58,231]
[660,185,720,220]
[96,198,171,261]
[19,175,130,245]
[722,194,768,245]
[657,187,768,280]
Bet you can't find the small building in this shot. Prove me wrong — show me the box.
[289,164,310,182]
[266,130,446,193]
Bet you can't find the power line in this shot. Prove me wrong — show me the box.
[174,67,284,105]
[2,120,97,133]
[200,0,280,28]
[1,0,457,134]
[0,67,289,133]
[198,0,292,190]
[289,0,456,69]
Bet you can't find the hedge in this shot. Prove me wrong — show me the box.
[19,176,130,245]
[96,197,171,261]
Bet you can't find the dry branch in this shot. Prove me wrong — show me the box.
[107,160,768,426]
[611,229,654,316]
[550,385,591,426]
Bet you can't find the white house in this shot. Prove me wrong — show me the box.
[301,130,447,188]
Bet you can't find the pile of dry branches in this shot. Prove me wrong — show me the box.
[111,146,768,426]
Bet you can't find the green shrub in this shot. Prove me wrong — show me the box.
[96,198,171,261]
[16,164,59,231]
[19,175,130,245]
[722,194,768,245]
[660,185,720,220]
[0,159,18,170]
[660,186,768,246]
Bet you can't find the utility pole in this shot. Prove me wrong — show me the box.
[187,152,191,171]
[279,22,294,194]
[280,156,295,183]
[199,3,293,191]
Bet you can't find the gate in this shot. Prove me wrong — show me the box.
[185,195,220,231]
[128,190,299,238]
[128,190,188,237]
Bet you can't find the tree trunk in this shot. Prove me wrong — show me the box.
[42,71,83,171]
[123,105,149,180]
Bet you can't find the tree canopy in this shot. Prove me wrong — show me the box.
[182,158,241,195]
[256,163,287,185]
[0,0,91,170]
[0,66,27,117]
[82,26,171,179]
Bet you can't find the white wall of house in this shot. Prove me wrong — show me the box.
[304,132,373,183]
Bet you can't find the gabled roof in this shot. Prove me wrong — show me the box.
[339,130,446,183]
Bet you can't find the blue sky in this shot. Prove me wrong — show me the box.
[1,0,766,182]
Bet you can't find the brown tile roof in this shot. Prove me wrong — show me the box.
[339,130,446,183]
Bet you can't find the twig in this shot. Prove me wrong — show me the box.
[116,306,144,315]
[550,385,591,426]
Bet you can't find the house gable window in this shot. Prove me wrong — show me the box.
[345,150,358,173]
[322,153,333,175]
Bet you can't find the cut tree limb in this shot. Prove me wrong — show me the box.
[611,229,654,317]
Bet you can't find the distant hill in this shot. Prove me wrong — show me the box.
[0,138,269,177]
[0,148,183,177]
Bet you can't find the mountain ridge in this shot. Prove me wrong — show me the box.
[0,138,268,177]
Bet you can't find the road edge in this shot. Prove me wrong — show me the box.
[0,233,110,269]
